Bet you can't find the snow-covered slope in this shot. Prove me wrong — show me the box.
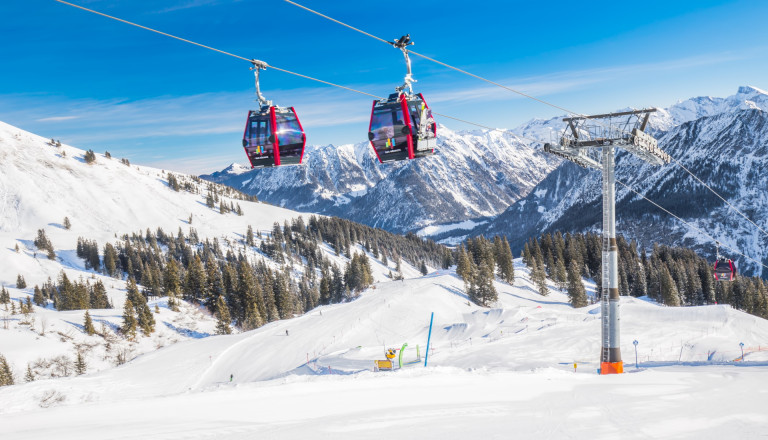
[2,263,768,439]
[202,125,559,233]
[0,119,418,381]
[0,121,278,378]
[2,118,768,439]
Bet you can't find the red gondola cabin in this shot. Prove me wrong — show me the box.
[713,257,736,281]
[242,106,306,168]
[368,93,436,163]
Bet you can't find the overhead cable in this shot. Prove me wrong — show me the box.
[616,179,768,272]
[282,0,768,244]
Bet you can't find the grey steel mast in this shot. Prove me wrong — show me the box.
[544,109,670,374]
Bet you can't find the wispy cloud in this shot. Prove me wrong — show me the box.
[152,0,239,14]
[36,116,80,122]
[427,50,756,106]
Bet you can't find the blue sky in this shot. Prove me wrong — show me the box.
[1,0,767,174]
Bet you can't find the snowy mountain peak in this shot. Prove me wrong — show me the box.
[203,125,559,234]
[220,162,251,175]
[651,85,768,132]
[737,85,768,96]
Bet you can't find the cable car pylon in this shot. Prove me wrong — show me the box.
[544,108,670,375]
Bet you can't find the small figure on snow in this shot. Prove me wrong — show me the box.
[229,374,233,382]
[285,329,289,336]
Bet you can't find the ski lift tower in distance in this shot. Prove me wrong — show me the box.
[544,109,670,375]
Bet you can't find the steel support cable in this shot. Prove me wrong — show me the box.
[54,0,252,62]
[54,0,534,137]
[282,0,581,117]
[283,0,768,244]
[668,156,768,238]
[283,0,391,45]
[616,179,768,272]
[53,0,381,99]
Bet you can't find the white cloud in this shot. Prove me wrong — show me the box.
[36,116,80,122]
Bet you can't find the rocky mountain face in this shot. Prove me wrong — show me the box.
[202,126,559,234]
[472,86,768,277]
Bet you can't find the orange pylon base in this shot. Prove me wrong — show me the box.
[600,362,624,375]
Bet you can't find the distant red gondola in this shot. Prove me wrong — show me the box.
[713,257,736,281]
[713,242,736,281]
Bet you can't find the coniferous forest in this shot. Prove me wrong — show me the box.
[520,232,768,319]
[25,211,768,336]
[29,216,450,335]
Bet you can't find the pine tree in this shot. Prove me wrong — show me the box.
[90,280,111,309]
[273,272,293,319]
[24,297,32,316]
[238,261,264,330]
[164,258,181,311]
[456,246,472,281]
[0,354,14,386]
[84,149,96,164]
[63,217,71,230]
[215,295,232,335]
[16,274,26,289]
[660,266,680,306]
[262,269,280,322]
[474,261,498,306]
[0,286,9,305]
[246,225,254,246]
[419,260,428,276]
[522,242,532,267]
[83,310,95,335]
[25,364,34,383]
[184,254,207,303]
[554,259,568,292]
[103,243,118,277]
[75,351,87,375]
[33,285,45,307]
[494,237,515,284]
[138,306,155,336]
[121,298,137,340]
[567,260,588,308]
[531,259,549,296]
